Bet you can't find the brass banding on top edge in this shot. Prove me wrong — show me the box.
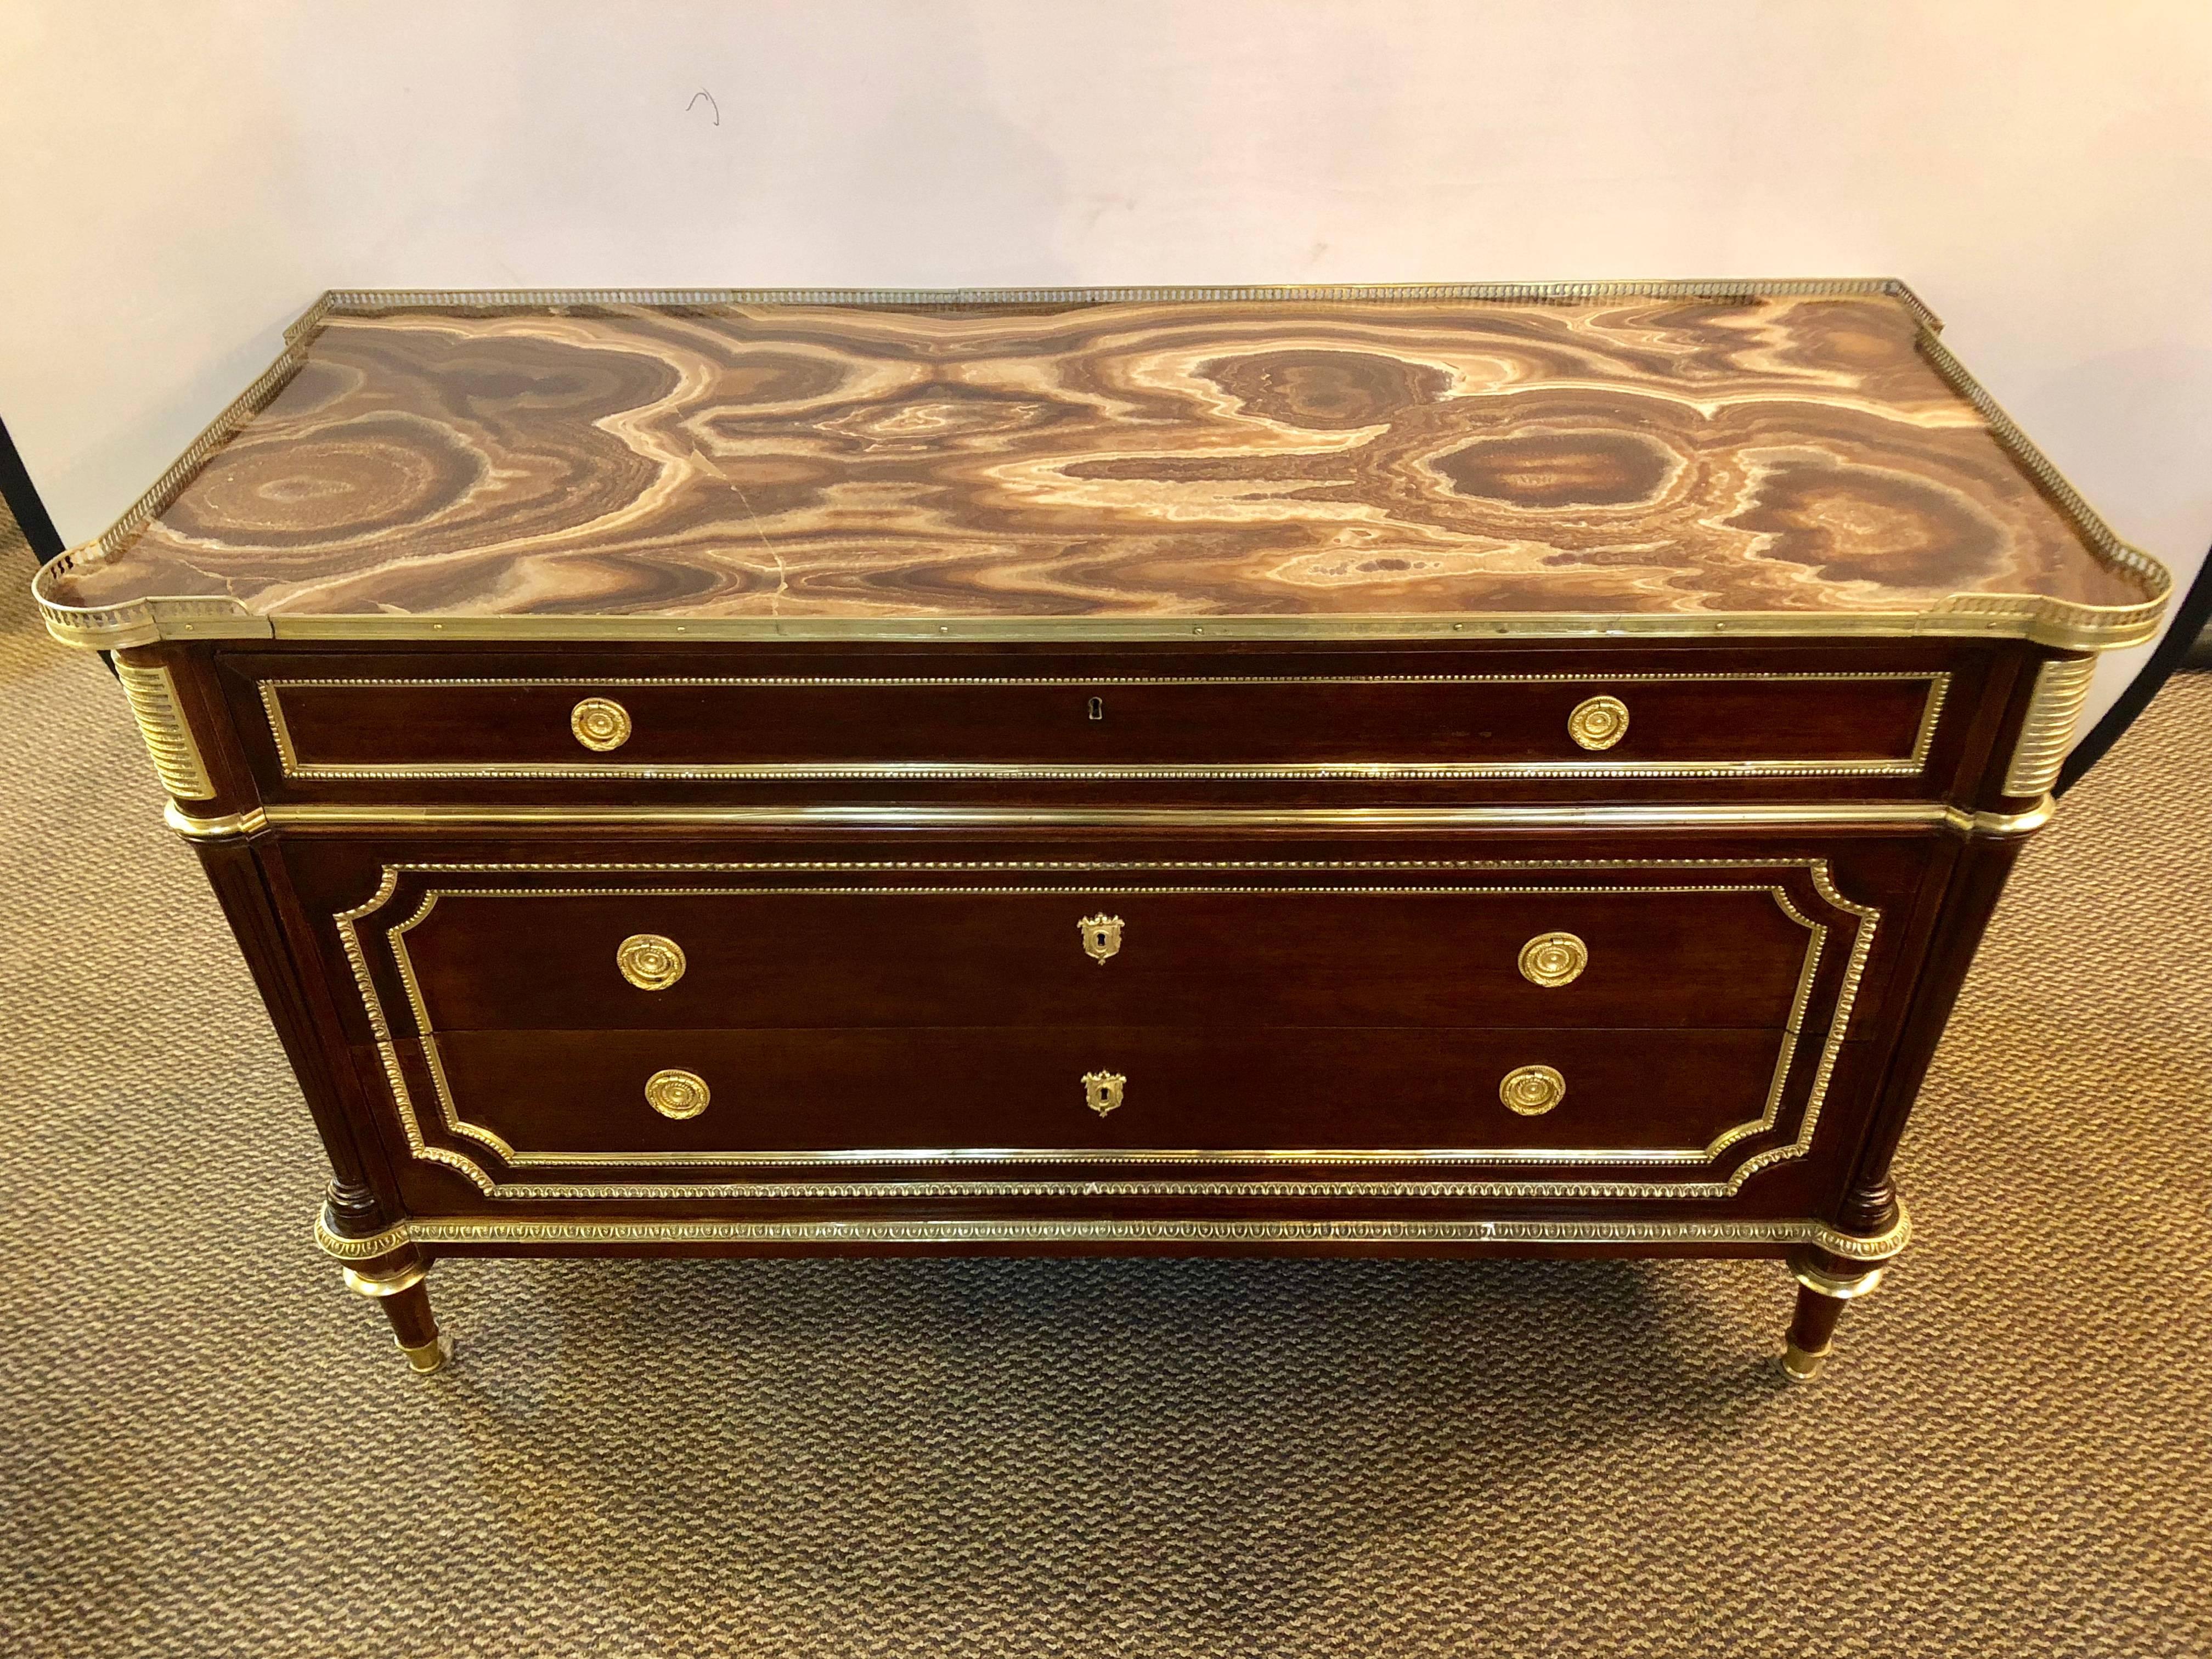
[41,589,2170,654]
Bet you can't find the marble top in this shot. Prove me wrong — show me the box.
[46,289,2158,629]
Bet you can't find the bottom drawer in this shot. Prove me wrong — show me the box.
[406,1025,1797,1166]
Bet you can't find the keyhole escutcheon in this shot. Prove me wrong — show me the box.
[1087,696,1104,721]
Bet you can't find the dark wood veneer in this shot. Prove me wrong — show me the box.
[420,1024,1794,1162]
[213,637,2014,811]
[259,664,1938,770]
[394,879,1817,1034]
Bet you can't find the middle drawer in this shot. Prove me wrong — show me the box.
[383,882,1824,1035]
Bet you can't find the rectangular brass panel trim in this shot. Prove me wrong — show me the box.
[114,663,215,800]
[31,280,2166,656]
[390,882,1823,1169]
[313,1196,1914,1263]
[335,856,1875,1201]
[2003,655,2098,796]
[258,671,1949,783]
[264,672,1945,689]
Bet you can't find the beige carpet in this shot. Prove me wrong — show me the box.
[1,522,2205,1656]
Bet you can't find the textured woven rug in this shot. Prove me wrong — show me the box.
[1,515,2205,1656]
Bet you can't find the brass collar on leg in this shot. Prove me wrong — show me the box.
[341,1261,427,1299]
[1787,1250,1886,1301]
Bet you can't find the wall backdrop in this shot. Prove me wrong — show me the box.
[5,0,2207,730]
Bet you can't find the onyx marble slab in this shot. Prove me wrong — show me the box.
[38,286,2163,637]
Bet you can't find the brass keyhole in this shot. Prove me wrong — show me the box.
[1079,913,1124,964]
[1087,696,1104,721]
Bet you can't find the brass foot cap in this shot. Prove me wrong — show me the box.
[1779,1340,1831,1383]
[399,1333,454,1375]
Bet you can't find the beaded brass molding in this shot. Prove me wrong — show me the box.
[332,855,1876,1200]
[114,663,213,800]
[160,795,2058,840]
[2004,655,2099,797]
[32,282,2167,655]
[313,1197,1915,1263]
[254,672,1949,782]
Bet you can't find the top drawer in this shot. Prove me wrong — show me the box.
[224,646,1973,804]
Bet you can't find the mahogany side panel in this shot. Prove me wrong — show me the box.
[1838,828,2031,1234]
[185,833,395,1235]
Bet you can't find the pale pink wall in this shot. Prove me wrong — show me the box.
[5,0,2206,724]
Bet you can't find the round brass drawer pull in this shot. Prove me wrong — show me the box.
[1499,1064,1566,1116]
[571,696,633,752]
[645,1068,710,1120]
[617,933,686,991]
[1517,931,1588,988]
[1566,694,1629,751]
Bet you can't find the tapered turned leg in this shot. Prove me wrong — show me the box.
[342,1252,453,1375]
[1779,1248,1887,1383]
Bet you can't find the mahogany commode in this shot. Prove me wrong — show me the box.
[37,282,2168,1380]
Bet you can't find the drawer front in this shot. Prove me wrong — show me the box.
[386,882,1827,1036]
[249,657,1949,785]
[399,1025,1796,1165]
[309,834,1915,1202]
